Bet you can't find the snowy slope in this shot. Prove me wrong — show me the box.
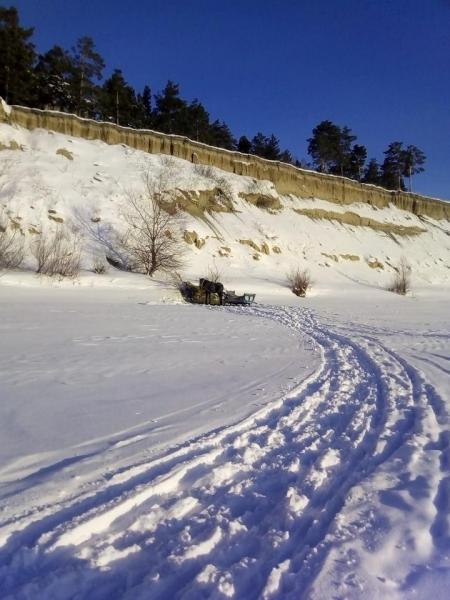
[0,120,449,292]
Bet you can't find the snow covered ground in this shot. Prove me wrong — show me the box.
[0,115,449,598]
[0,275,448,599]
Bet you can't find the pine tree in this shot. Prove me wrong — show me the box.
[35,45,75,110]
[402,145,426,192]
[363,158,381,185]
[184,99,210,141]
[0,7,36,105]
[251,132,268,157]
[251,132,281,160]
[135,85,153,128]
[237,136,252,153]
[307,120,342,173]
[154,80,187,134]
[346,144,367,180]
[70,36,105,117]
[279,149,294,164]
[207,120,236,150]
[264,134,281,160]
[381,142,406,190]
[334,126,357,176]
[99,69,138,126]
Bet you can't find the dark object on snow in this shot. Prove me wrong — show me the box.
[106,255,130,271]
[180,281,203,303]
[179,281,255,306]
[180,281,221,305]
[224,290,256,306]
[199,278,224,305]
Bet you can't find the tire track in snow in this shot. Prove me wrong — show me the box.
[0,306,446,599]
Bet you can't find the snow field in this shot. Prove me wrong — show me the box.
[0,296,448,599]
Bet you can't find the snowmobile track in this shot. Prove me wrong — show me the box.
[0,306,447,599]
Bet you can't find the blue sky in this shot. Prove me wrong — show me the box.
[8,0,450,200]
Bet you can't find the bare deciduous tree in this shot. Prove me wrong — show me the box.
[121,171,185,277]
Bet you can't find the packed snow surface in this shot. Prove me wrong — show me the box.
[0,278,448,599]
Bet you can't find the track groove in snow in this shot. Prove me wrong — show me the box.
[0,306,448,599]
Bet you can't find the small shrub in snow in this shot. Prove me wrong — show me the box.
[287,268,311,297]
[92,258,107,274]
[0,211,24,269]
[206,263,223,283]
[388,257,411,295]
[193,164,216,179]
[33,227,81,278]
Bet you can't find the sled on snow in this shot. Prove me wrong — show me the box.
[223,291,256,306]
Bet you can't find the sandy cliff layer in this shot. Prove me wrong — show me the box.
[1,101,448,220]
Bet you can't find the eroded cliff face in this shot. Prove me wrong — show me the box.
[1,100,449,220]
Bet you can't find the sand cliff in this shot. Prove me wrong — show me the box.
[1,101,448,220]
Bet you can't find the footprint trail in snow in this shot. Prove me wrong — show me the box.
[0,306,448,599]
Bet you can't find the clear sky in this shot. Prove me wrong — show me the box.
[7,0,450,200]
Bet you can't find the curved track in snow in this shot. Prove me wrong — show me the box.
[0,306,448,599]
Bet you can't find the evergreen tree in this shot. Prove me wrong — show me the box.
[264,134,281,160]
[346,144,367,180]
[207,120,236,150]
[35,45,75,110]
[154,80,187,133]
[250,132,268,157]
[251,132,281,160]
[307,121,364,177]
[0,6,36,105]
[307,120,342,173]
[185,99,210,141]
[135,85,153,128]
[363,158,381,185]
[381,142,406,190]
[333,126,357,176]
[99,69,137,126]
[279,149,294,164]
[237,135,252,153]
[71,36,105,117]
[141,85,152,120]
[402,144,426,192]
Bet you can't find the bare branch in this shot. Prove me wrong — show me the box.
[121,169,186,277]
[206,263,222,283]
[32,226,81,278]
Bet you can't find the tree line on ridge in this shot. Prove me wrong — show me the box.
[0,6,426,191]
